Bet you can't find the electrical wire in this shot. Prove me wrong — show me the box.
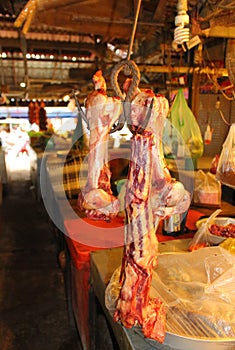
[218,108,231,126]
[197,0,235,22]
[218,0,235,10]
[202,41,235,101]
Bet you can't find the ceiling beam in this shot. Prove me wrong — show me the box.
[152,0,167,22]
[137,65,228,76]
[0,37,106,57]
[27,64,228,80]
[37,0,82,12]
[192,18,235,38]
[202,26,235,38]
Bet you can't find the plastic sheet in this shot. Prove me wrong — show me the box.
[152,247,235,339]
[105,246,235,340]
[216,123,235,189]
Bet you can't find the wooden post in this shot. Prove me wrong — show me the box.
[0,175,2,206]
[191,68,200,119]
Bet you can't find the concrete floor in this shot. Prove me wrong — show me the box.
[0,151,83,350]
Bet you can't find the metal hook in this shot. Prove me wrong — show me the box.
[109,100,131,134]
[72,90,89,129]
[109,60,140,134]
[109,111,125,134]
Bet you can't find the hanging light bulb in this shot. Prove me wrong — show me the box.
[215,96,221,109]
[173,0,190,47]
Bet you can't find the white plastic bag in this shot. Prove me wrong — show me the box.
[216,123,235,189]
[193,170,221,207]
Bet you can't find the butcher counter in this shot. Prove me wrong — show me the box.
[40,148,235,350]
[90,245,235,350]
[51,199,235,350]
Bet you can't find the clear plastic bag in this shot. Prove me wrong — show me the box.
[216,123,235,189]
[193,170,221,207]
[188,209,223,251]
[152,246,235,339]
[105,245,235,339]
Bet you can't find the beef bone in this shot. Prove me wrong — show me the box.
[128,86,190,219]
[113,86,190,342]
[78,70,122,221]
[114,132,166,342]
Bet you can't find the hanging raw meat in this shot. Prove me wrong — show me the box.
[123,80,190,220]
[111,70,190,343]
[80,62,190,342]
[114,131,166,342]
[39,101,47,131]
[78,70,122,221]
[28,101,35,124]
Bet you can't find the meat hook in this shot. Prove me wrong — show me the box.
[109,112,125,134]
[72,90,89,129]
[109,59,140,134]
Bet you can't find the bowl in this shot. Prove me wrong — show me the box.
[196,217,235,245]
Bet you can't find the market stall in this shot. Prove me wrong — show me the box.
[2,1,235,349]
[26,1,235,342]
[41,116,235,350]
[34,49,235,349]
[42,175,234,350]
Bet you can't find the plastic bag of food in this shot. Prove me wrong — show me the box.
[189,209,222,251]
[193,170,221,207]
[209,154,220,174]
[166,88,204,160]
[216,123,235,189]
[151,246,235,339]
[106,246,235,340]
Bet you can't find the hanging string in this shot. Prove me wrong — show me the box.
[127,0,142,60]
[109,0,142,134]
[110,0,142,99]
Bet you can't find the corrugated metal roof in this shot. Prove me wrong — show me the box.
[0,0,234,102]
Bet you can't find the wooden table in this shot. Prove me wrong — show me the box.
[190,200,235,217]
